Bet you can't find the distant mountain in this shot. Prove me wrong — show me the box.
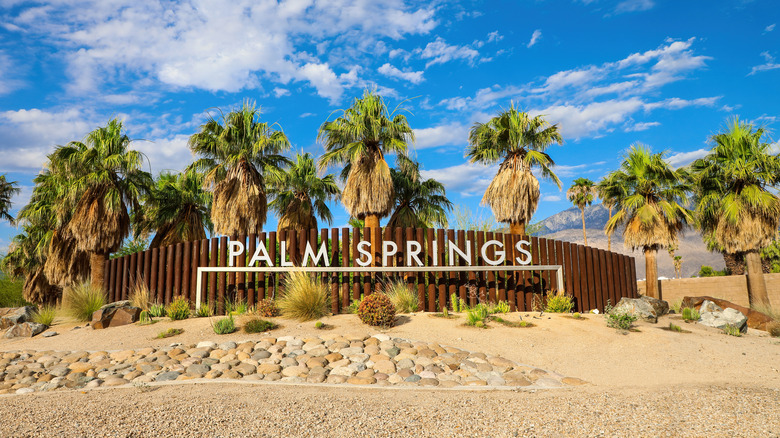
[532,204,724,279]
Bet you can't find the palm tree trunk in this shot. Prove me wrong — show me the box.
[644,247,659,299]
[607,206,612,251]
[580,208,587,246]
[90,251,107,294]
[745,250,770,307]
[509,222,525,236]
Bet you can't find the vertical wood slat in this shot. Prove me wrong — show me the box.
[136,250,144,289]
[585,247,597,311]
[537,238,549,294]
[496,233,507,304]
[363,227,373,297]
[103,260,110,300]
[247,234,256,307]
[591,247,603,311]
[597,250,609,311]
[341,228,350,310]
[182,241,192,302]
[446,229,457,308]
[143,249,152,292]
[404,228,415,294]
[563,242,580,311]
[106,258,115,302]
[120,256,128,301]
[577,245,588,311]
[466,230,477,307]
[151,248,160,303]
[629,256,638,297]
[506,233,517,311]
[165,245,175,304]
[616,254,627,300]
[609,252,620,306]
[198,239,209,309]
[548,239,559,293]
[486,231,496,303]
[436,229,446,311]
[237,234,247,304]
[529,237,541,309]
[256,233,265,302]
[218,236,228,314]
[457,230,467,305]
[208,238,218,309]
[173,243,183,299]
[227,235,237,297]
[553,240,564,294]
[268,231,277,299]
[415,228,425,311]
[129,253,137,295]
[330,228,339,314]
[425,228,435,312]
[352,228,361,302]
[476,231,486,304]
[624,255,633,299]
[189,242,198,305]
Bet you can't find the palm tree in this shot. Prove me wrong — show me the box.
[466,104,563,236]
[605,144,692,298]
[386,156,452,229]
[691,118,780,307]
[140,170,213,248]
[596,172,625,252]
[51,119,152,290]
[566,177,597,245]
[267,152,340,234]
[0,174,20,225]
[189,101,291,236]
[317,89,414,233]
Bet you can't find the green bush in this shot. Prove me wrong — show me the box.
[156,328,183,339]
[243,318,276,333]
[226,297,248,315]
[384,279,418,313]
[32,304,57,327]
[195,301,213,317]
[165,296,190,321]
[0,274,27,307]
[544,291,575,313]
[347,297,363,314]
[669,322,683,332]
[149,303,166,318]
[315,321,324,329]
[279,272,330,321]
[605,303,637,330]
[138,310,154,325]
[697,266,727,277]
[488,301,510,314]
[723,324,742,337]
[255,299,280,317]
[213,315,236,335]
[65,282,106,321]
[357,293,396,327]
[466,303,489,327]
[681,307,700,322]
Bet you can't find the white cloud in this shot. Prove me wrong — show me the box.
[414,123,469,149]
[614,0,654,14]
[377,63,424,84]
[533,98,646,138]
[765,24,776,33]
[487,31,503,43]
[5,0,437,101]
[417,37,480,68]
[133,135,194,175]
[542,195,562,202]
[666,149,708,168]
[0,50,23,95]
[273,87,290,98]
[527,30,542,48]
[625,121,660,132]
[749,51,780,75]
[421,162,498,197]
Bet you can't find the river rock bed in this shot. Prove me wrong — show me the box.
[0,333,586,394]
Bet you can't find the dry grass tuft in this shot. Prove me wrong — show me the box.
[129,281,151,311]
[383,279,418,313]
[64,281,106,321]
[278,272,331,321]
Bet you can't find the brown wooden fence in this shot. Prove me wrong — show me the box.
[103,227,637,314]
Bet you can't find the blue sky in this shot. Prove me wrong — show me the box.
[0,0,778,252]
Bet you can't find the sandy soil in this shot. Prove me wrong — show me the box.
[2,312,780,437]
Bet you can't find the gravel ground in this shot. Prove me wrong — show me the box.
[1,382,779,437]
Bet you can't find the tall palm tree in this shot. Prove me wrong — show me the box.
[189,101,290,237]
[0,174,20,225]
[466,104,563,236]
[140,170,213,248]
[267,152,340,234]
[596,172,625,252]
[691,118,780,307]
[51,119,152,290]
[386,156,452,229]
[566,177,597,245]
[317,89,414,233]
[605,144,692,298]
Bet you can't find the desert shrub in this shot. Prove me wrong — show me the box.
[767,321,780,338]
[545,291,574,313]
[750,301,780,321]
[149,303,166,318]
[156,328,183,339]
[65,282,106,321]
[669,322,683,332]
[315,321,324,329]
[488,301,510,314]
[129,282,151,311]
[243,318,276,333]
[138,310,154,325]
[357,293,396,327]
[0,274,27,307]
[605,303,637,330]
[669,300,682,314]
[384,279,418,313]
[681,307,700,322]
[255,299,280,317]
[226,297,248,315]
[278,272,330,321]
[165,296,190,321]
[572,312,582,319]
[697,265,727,277]
[195,301,213,317]
[213,315,236,334]
[466,303,489,327]
[723,324,742,337]
[31,304,57,327]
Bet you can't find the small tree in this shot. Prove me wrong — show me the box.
[566,178,597,245]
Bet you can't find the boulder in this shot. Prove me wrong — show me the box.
[698,307,748,333]
[639,295,669,317]
[4,322,46,339]
[91,301,142,329]
[681,296,775,331]
[612,297,659,323]
[0,307,35,329]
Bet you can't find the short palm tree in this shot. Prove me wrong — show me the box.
[596,172,625,251]
[386,156,452,229]
[317,89,414,233]
[189,101,291,236]
[605,144,692,298]
[0,174,20,225]
[51,119,152,290]
[691,118,780,307]
[567,177,597,245]
[141,170,213,248]
[466,104,563,236]
[267,152,340,234]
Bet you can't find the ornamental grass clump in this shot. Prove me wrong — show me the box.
[384,279,418,313]
[767,321,780,338]
[196,302,213,317]
[149,303,166,318]
[31,304,57,327]
[213,315,236,334]
[65,281,106,322]
[544,290,575,313]
[278,272,330,321]
[129,282,151,311]
[488,301,510,314]
[466,303,490,327]
[357,293,396,327]
[165,296,190,321]
[243,318,276,333]
[723,324,742,337]
[681,307,700,322]
[255,299,280,317]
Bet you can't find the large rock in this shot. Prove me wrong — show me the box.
[639,295,669,317]
[681,296,774,331]
[4,322,46,338]
[91,301,142,329]
[698,307,748,333]
[0,307,35,329]
[612,297,659,323]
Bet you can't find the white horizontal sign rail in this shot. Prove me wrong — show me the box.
[195,265,563,310]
